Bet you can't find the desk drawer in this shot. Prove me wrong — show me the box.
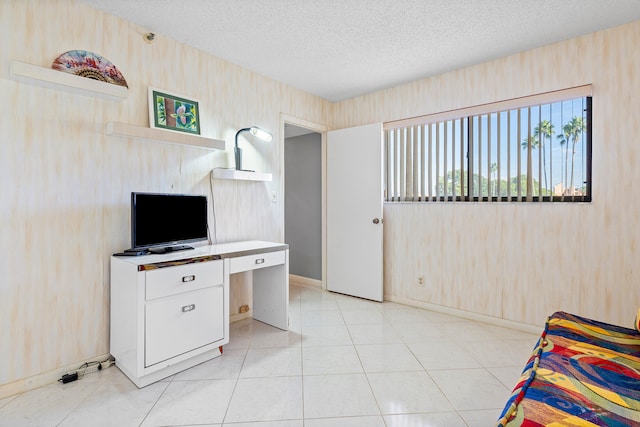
[145,285,224,367]
[229,250,286,274]
[146,260,223,300]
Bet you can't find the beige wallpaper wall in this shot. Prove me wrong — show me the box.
[2,0,639,395]
[0,0,328,392]
[332,21,640,330]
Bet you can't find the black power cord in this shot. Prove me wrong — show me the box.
[58,355,115,385]
[59,372,78,384]
[209,169,219,245]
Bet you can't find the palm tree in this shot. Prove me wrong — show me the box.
[522,135,539,196]
[521,135,539,150]
[565,117,586,194]
[557,127,571,194]
[535,120,554,192]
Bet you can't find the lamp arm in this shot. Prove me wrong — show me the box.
[234,128,251,171]
[234,126,271,171]
[234,128,252,149]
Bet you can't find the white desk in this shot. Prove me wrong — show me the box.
[222,241,290,330]
[110,240,289,387]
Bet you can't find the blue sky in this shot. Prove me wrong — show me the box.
[431,97,588,193]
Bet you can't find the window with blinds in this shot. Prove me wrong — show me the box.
[384,87,592,202]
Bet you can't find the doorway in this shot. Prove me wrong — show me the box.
[283,119,325,289]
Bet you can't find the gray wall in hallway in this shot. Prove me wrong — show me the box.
[285,132,322,280]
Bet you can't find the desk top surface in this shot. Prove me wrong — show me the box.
[112,240,288,269]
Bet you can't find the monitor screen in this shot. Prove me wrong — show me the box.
[131,192,208,251]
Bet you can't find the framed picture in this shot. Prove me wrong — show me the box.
[148,87,200,135]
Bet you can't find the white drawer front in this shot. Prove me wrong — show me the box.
[145,285,224,367]
[145,260,223,300]
[229,250,286,274]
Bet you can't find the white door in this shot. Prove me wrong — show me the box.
[327,123,383,301]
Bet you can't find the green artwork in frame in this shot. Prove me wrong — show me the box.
[148,87,200,135]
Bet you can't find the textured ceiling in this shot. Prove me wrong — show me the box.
[81,0,640,101]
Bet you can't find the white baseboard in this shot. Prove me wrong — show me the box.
[289,274,322,290]
[384,294,544,335]
[0,353,112,399]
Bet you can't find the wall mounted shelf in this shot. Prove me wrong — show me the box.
[211,168,272,182]
[105,122,225,151]
[10,61,128,102]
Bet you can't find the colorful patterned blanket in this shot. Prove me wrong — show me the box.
[497,311,640,426]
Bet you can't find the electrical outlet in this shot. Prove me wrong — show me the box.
[417,276,425,287]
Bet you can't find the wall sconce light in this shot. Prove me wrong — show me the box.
[234,126,273,171]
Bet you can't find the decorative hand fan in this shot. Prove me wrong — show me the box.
[52,50,128,88]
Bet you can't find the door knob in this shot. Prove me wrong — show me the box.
[373,218,380,224]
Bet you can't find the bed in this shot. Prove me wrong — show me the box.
[496,311,640,426]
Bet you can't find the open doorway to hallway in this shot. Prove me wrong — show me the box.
[284,123,323,289]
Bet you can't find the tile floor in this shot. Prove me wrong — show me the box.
[0,285,540,427]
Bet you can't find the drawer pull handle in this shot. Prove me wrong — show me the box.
[181,304,196,313]
[182,275,195,283]
[255,258,265,264]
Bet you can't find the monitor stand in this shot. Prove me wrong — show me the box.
[148,245,194,255]
[113,248,149,257]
